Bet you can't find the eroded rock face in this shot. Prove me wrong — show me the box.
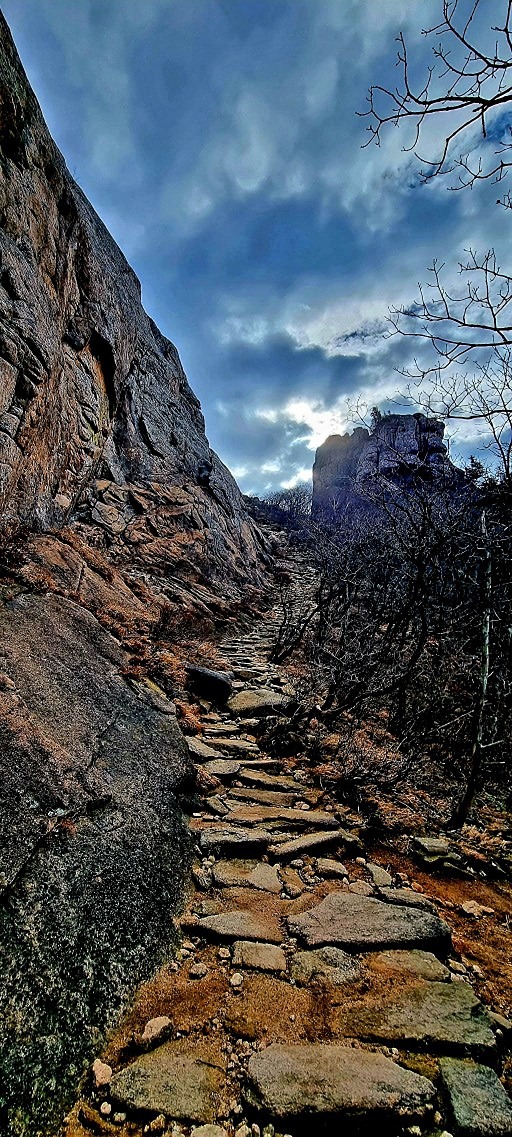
[0,13,270,1135]
[0,13,266,589]
[312,414,458,518]
[0,593,192,1134]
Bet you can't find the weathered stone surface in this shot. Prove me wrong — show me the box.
[185,666,233,706]
[223,804,335,829]
[0,14,268,1135]
[0,595,191,1133]
[238,770,303,793]
[312,416,457,519]
[198,827,271,855]
[212,738,260,755]
[378,887,437,912]
[291,947,362,987]
[316,857,348,878]
[246,1042,435,1119]
[227,689,289,716]
[269,829,343,860]
[203,759,241,778]
[110,1042,226,1122]
[343,983,496,1055]
[367,950,450,982]
[227,786,304,808]
[187,737,225,762]
[232,941,287,973]
[439,1058,512,1136]
[212,860,281,894]
[188,910,283,943]
[287,892,451,952]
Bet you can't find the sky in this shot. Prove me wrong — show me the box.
[3,0,512,493]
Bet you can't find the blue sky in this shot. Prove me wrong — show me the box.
[3,0,511,492]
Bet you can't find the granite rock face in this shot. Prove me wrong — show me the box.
[0,13,266,589]
[0,13,268,1136]
[312,414,458,518]
[0,592,192,1135]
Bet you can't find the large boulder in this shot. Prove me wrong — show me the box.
[185,665,233,706]
[227,688,290,716]
[0,594,191,1134]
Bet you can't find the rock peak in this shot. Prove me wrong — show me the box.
[312,413,457,517]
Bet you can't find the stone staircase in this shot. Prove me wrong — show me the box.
[66,552,512,1137]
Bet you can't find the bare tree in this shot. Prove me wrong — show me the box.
[361,2,512,455]
[361,0,512,207]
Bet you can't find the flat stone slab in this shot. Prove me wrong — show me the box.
[110,1042,226,1122]
[212,738,260,754]
[246,1043,435,1120]
[227,688,289,716]
[316,857,348,879]
[367,949,450,982]
[187,737,224,761]
[227,787,306,808]
[439,1058,512,1136]
[199,827,271,855]
[269,829,343,860]
[378,887,437,912]
[224,804,335,829]
[212,860,281,894]
[344,982,496,1056]
[367,863,393,887]
[203,759,241,778]
[188,909,283,943]
[238,770,303,793]
[287,892,451,952]
[232,940,287,972]
[291,946,362,987]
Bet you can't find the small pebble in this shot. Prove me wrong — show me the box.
[189,962,208,979]
[230,973,244,989]
[91,1059,112,1089]
[113,1114,127,1125]
[100,1102,112,1117]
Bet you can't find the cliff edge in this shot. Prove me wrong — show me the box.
[0,14,268,1135]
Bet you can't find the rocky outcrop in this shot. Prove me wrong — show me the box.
[312,414,458,518]
[0,13,270,1135]
[0,12,266,589]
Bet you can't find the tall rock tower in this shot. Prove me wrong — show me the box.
[312,414,456,518]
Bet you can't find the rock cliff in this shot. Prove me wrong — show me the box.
[0,14,268,1135]
[312,414,458,518]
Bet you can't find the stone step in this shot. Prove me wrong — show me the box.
[198,827,271,855]
[246,1043,436,1122]
[184,908,283,943]
[204,737,260,754]
[268,829,346,860]
[225,786,313,808]
[218,804,336,829]
[109,1042,227,1123]
[338,982,496,1057]
[287,891,452,954]
[439,1058,512,1136]
[211,859,281,894]
[237,769,306,793]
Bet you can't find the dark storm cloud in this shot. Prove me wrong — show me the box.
[3,0,511,492]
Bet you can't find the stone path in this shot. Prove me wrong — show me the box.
[66,551,512,1137]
